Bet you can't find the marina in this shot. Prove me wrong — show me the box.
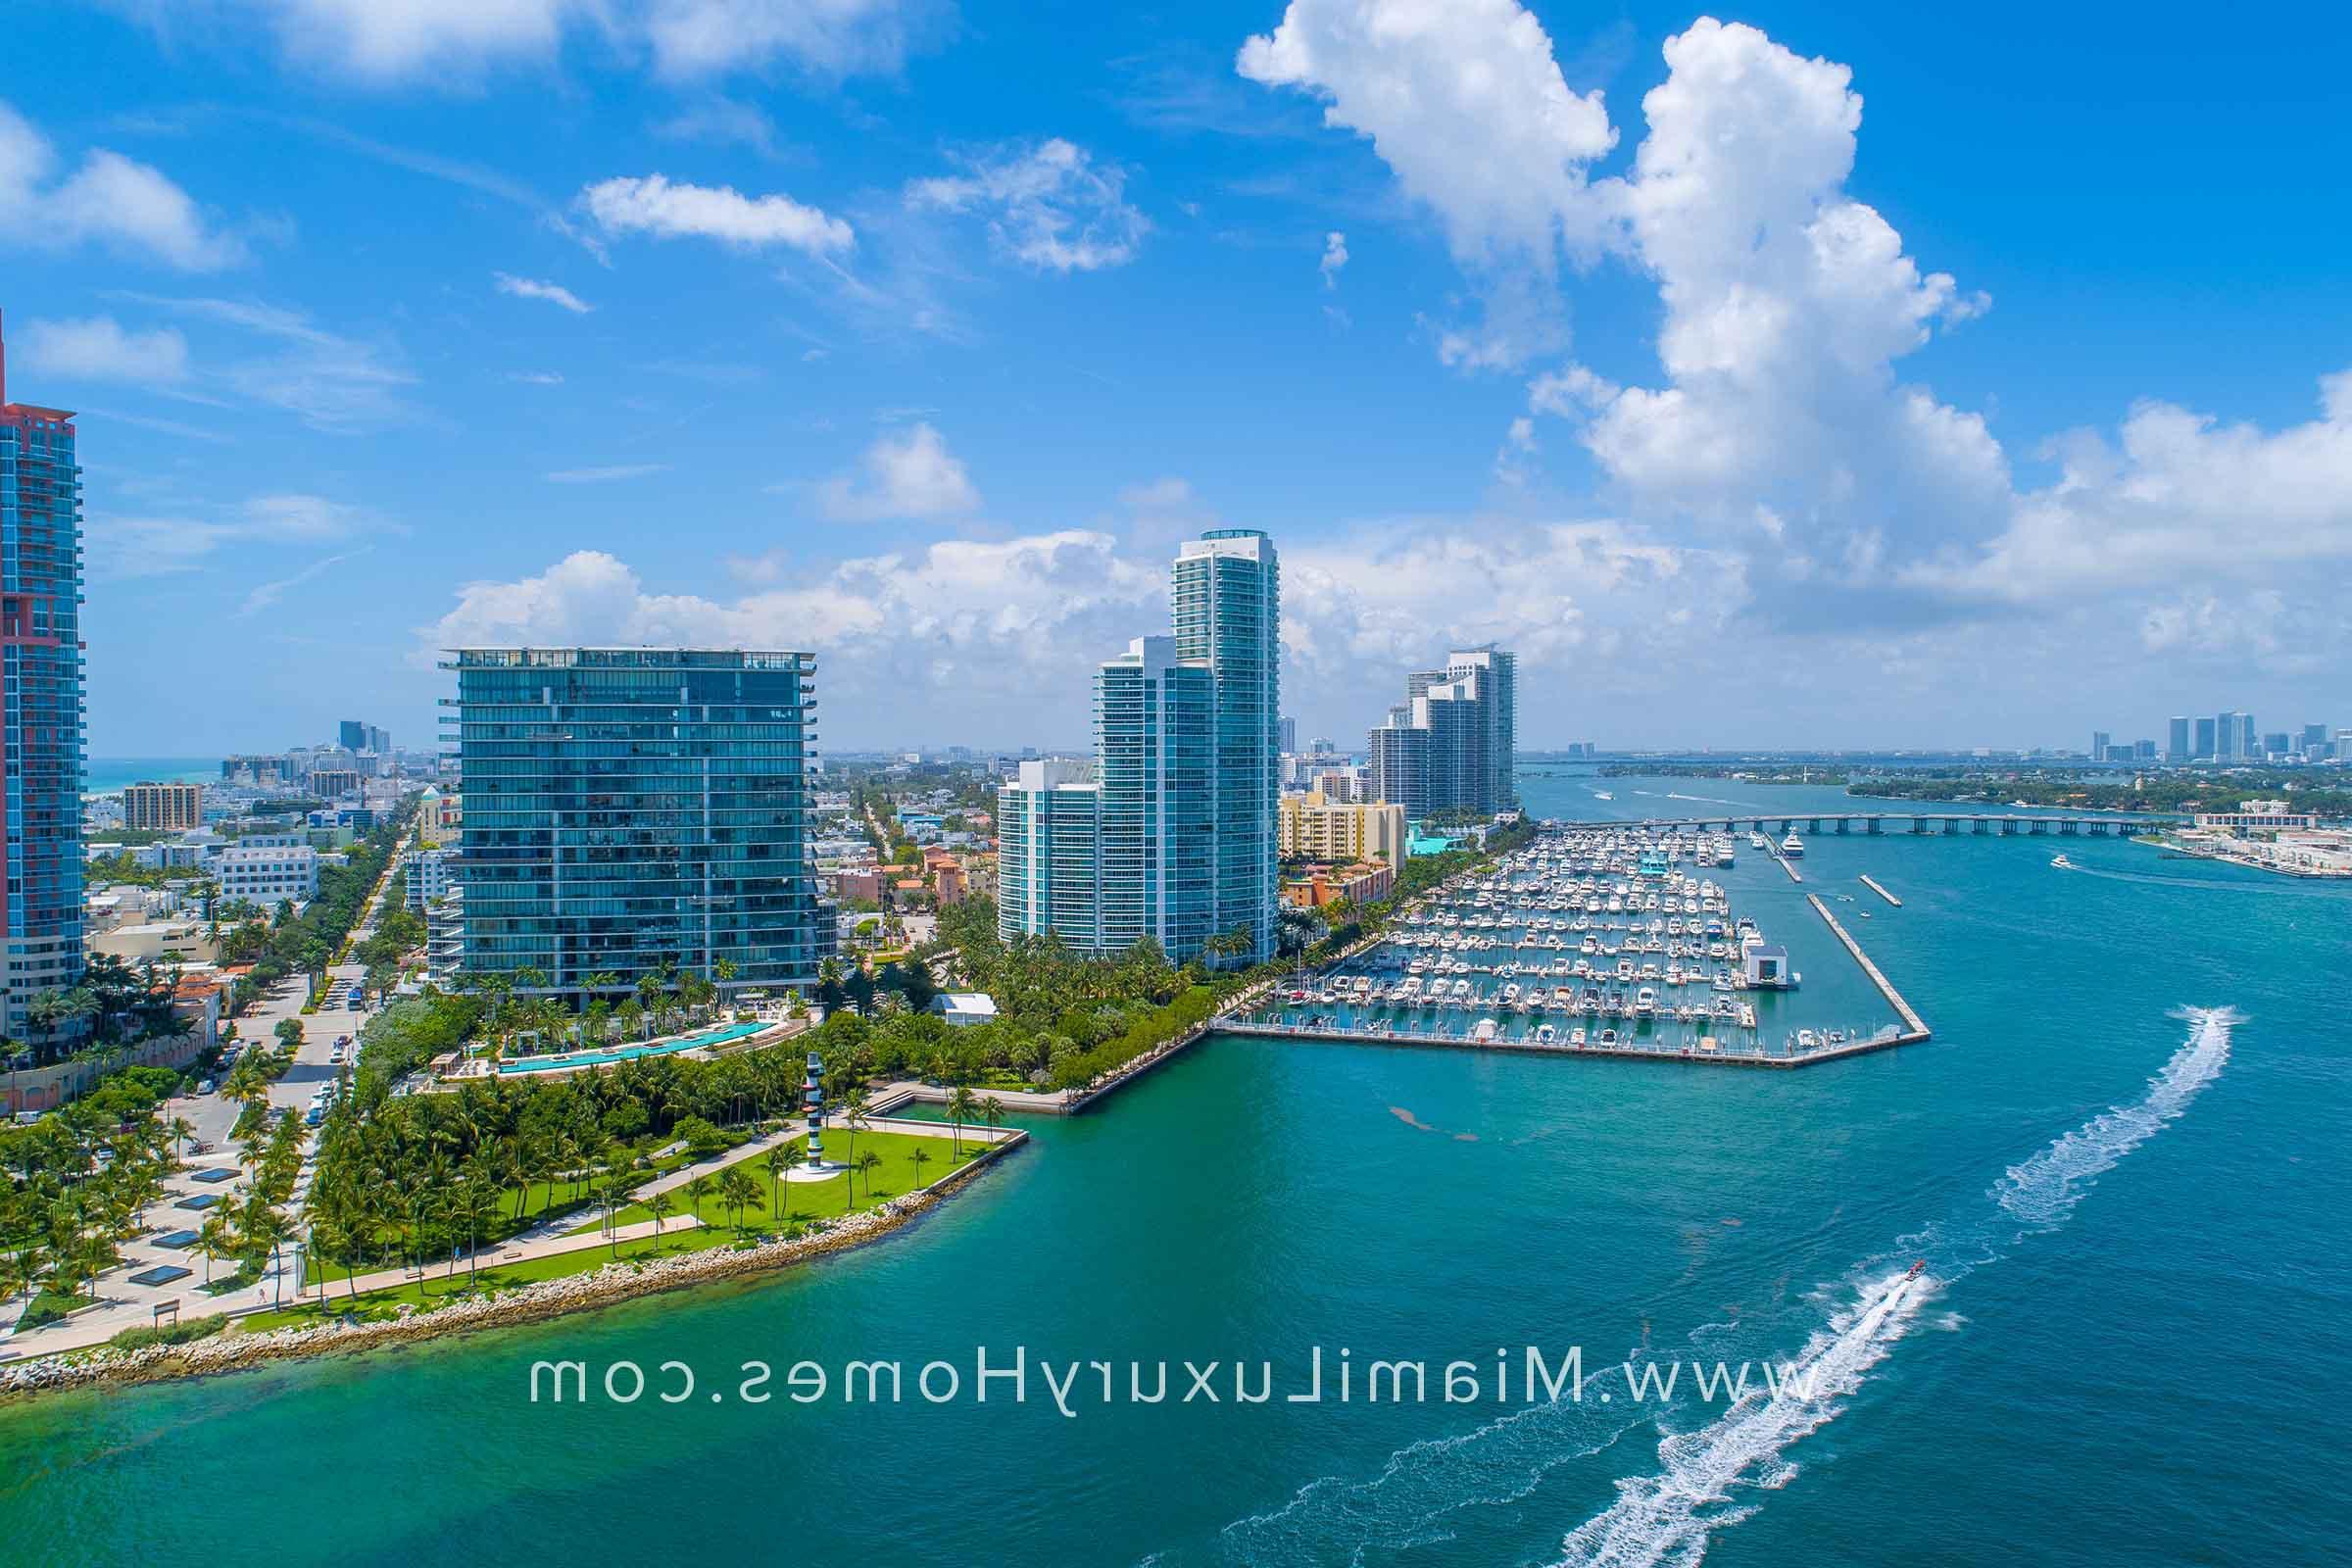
[1233,822,1907,1066]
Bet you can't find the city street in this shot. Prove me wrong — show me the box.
[0,839,406,1357]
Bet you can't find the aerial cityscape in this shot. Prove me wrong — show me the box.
[3,4,2348,1566]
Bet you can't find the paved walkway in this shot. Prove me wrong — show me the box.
[294,1214,707,1303]
[0,837,411,1361]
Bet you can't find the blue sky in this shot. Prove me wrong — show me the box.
[6,0,2349,757]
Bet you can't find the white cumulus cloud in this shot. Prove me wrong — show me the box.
[1319,229,1348,288]
[579,172,854,254]
[17,317,191,383]
[422,532,1167,741]
[815,422,980,521]
[907,139,1149,272]
[0,100,245,270]
[109,0,939,83]
[494,272,593,313]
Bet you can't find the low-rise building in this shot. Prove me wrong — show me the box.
[930,992,1000,1027]
[216,844,318,904]
[1281,860,1397,908]
[834,866,887,903]
[404,846,457,909]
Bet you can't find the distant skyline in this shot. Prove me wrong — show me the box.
[7,1,2348,755]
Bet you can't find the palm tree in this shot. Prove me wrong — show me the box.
[194,1213,234,1287]
[762,1145,794,1227]
[979,1095,1005,1151]
[909,1145,933,1190]
[855,1149,882,1201]
[838,1091,871,1179]
[168,1116,195,1166]
[946,1086,976,1158]
[684,1172,717,1226]
[717,1166,762,1234]
[645,1188,677,1250]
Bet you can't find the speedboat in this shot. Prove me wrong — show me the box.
[2050,854,2074,869]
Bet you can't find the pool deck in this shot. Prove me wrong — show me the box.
[489,1020,791,1078]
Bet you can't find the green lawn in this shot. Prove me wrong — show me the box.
[246,1127,1006,1331]
[588,1127,994,1237]
[248,1227,744,1330]
[243,1128,1006,1335]
[298,1131,765,1287]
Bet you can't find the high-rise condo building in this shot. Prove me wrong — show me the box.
[2193,716,2217,760]
[2168,716,2190,761]
[447,647,827,999]
[1278,715,1298,755]
[2091,730,2111,761]
[1365,645,1517,818]
[1174,531,1281,964]
[123,781,204,832]
[998,530,1281,966]
[0,317,87,1045]
[2215,710,2254,761]
[339,719,368,752]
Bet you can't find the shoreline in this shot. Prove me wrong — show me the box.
[0,1131,1023,1404]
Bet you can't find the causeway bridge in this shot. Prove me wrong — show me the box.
[1547,811,2180,837]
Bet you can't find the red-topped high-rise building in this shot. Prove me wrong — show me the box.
[0,312,88,1053]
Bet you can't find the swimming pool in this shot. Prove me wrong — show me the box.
[495,1020,772,1076]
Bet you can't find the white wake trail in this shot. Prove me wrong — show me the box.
[1549,1006,2238,1568]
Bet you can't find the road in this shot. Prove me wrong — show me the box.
[0,832,410,1357]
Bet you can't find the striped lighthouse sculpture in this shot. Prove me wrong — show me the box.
[802,1050,827,1170]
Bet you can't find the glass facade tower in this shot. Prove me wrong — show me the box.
[0,318,86,1047]
[1172,530,1280,964]
[998,530,1281,967]
[1366,645,1517,818]
[446,648,825,998]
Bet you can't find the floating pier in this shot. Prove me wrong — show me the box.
[1859,875,1901,906]
[1806,894,1929,1042]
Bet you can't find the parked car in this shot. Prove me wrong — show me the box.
[197,1078,217,1095]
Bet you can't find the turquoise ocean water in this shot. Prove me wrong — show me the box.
[81,758,218,797]
[3,769,2346,1565]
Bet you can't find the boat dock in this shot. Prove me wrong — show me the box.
[1220,1017,1912,1069]
[1775,852,1804,884]
[1806,894,1929,1042]
[1859,875,1901,906]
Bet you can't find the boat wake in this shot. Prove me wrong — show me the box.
[1546,1005,2239,1568]
[1207,1397,1639,1565]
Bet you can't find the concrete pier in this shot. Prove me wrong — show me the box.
[1776,852,1805,884]
[1859,875,1901,906]
[1218,1017,1912,1069]
[1806,894,1929,1041]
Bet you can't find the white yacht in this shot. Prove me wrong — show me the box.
[1780,834,1806,858]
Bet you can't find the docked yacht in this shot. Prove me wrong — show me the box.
[1780,834,1806,858]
